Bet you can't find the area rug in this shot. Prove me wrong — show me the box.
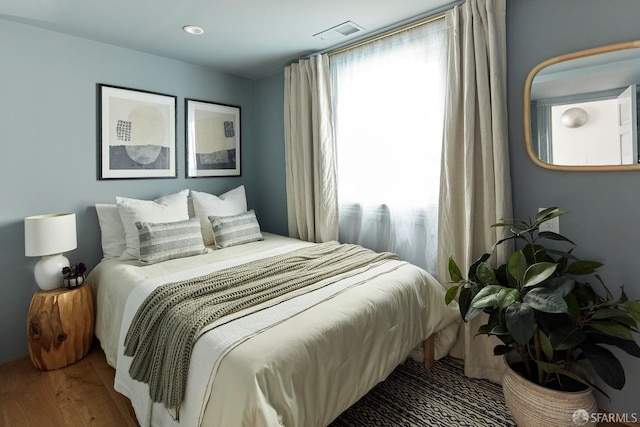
[330,357,515,426]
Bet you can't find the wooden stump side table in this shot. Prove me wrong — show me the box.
[27,282,94,370]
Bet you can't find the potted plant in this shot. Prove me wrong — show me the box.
[445,208,640,426]
[62,262,86,288]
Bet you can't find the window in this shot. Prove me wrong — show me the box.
[330,18,446,273]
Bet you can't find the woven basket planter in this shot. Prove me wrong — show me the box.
[502,353,597,427]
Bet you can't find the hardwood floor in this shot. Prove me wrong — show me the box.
[0,343,633,427]
[0,343,137,427]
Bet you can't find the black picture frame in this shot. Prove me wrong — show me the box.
[185,98,241,177]
[98,84,177,179]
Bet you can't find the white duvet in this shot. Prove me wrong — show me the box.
[89,233,460,427]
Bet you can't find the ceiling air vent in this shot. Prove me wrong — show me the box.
[313,21,365,42]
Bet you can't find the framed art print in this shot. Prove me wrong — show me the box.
[98,84,177,179]
[185,99,241,177]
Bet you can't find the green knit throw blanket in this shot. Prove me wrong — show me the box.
[123,241,398,411]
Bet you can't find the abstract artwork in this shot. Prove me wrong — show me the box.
[185,99,241,177]
[98,84,177,179]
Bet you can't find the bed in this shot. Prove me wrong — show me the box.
[89,186,460,426]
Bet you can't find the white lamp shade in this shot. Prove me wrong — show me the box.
[25,213,77,256]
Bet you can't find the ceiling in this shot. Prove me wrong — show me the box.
[1,0,454,80]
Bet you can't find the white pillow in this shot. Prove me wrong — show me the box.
[95,204,126,259]
[116,190,190,260]
[191,186,247,246]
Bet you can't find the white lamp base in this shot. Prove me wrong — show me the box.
[34,254,70,290]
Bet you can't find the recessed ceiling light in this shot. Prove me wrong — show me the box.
[183,25,204,35]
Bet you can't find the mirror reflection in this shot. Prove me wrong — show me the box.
[525,41,640,171]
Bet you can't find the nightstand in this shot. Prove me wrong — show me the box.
[26,282,94,370]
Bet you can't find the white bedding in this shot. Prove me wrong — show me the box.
[90,233,460,427]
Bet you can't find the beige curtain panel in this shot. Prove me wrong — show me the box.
[436,0,513,383]
[283,55,339,243]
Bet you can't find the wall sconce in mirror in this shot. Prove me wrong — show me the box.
[560,107,588,128]
[524,40,640,171]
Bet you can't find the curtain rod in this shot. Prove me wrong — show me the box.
[311,0,463,59]
[294,0,463,66]
[328,13,445,57]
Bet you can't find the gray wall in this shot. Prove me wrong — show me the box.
[0,19,258,363]
[253,72,288,236]
[507,0,640,415]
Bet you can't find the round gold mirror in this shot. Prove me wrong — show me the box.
[524,40,640,171]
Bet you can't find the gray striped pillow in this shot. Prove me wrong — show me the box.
[208,210,264,249]
[136,218,206,265]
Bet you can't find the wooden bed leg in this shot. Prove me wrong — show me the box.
[423,335,435,370]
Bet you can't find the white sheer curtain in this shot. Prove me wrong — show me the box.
[283,55,339,243]
[330,19,446,274]
[437,0,512,383]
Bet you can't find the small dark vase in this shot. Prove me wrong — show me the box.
[63,275,85,289]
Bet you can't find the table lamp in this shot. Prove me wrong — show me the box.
[24,213,77,290]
